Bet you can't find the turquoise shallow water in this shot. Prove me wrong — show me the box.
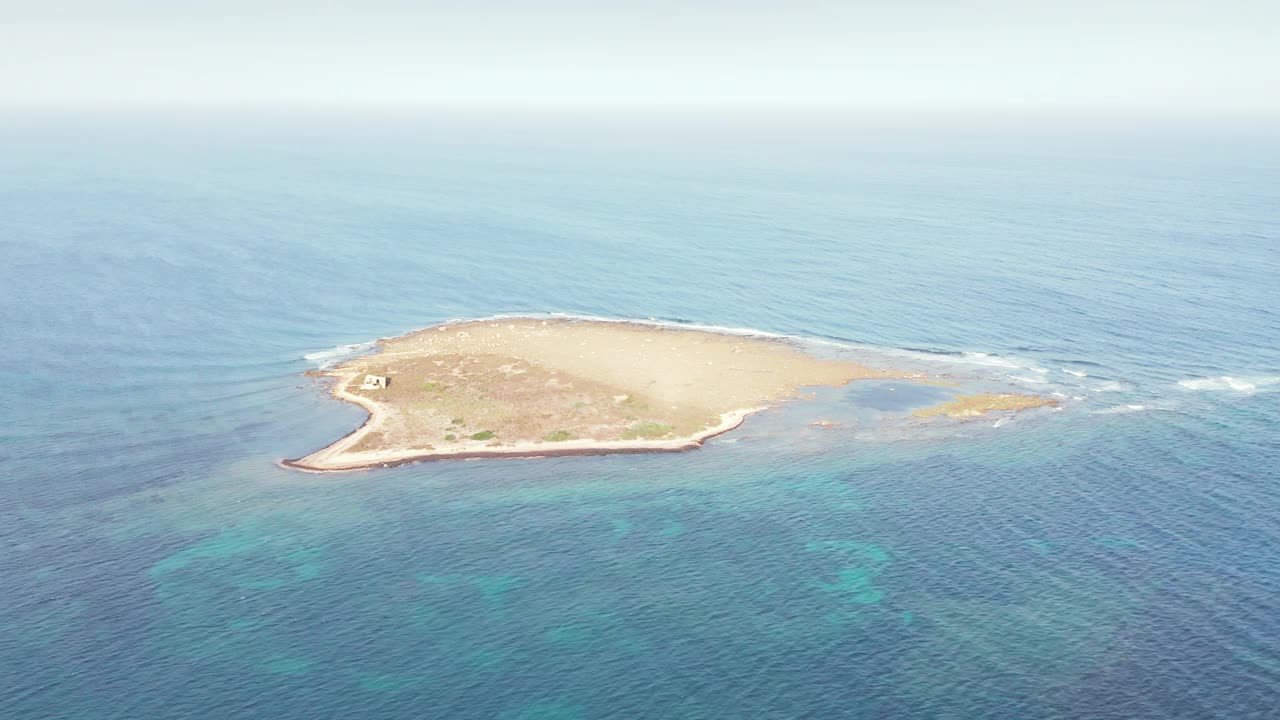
[2,114,1279,718]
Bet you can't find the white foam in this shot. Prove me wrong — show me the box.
[1177,376,1280,393]
[1008,374,1050,385]
[446,312,792,341]
[1091,404,1146,415]
[303,341,377,369]
[1092,381,1130,393]
[1063,368,1088,377]
[956,353,1049,376]
[959,351,1021,369]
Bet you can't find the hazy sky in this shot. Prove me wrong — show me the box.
[2,0,1277,113]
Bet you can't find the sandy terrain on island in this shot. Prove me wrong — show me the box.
[284,319,1062,472]
[284,318,906,472]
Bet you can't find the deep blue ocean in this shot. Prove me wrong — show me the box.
[2,114,1278,719]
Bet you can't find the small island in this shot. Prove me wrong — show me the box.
[284,318,1056,472]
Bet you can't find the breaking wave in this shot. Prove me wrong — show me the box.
[1092,404,1147,415]
[1008,374,1050,385]
[303,341,378,369]
[1177,376,1280,393]
[957,352,1048,372]
[444,312,792,340]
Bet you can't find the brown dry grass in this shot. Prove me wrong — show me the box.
[345,352,697,450]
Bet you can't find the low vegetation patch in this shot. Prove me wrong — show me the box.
[622,421,673,440]
[470,430,495,441]
[543,430,574,442]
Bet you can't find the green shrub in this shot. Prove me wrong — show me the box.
[543,430,573,442]
[622,421,673,440]
[450,417,464,425]
[470,430,495,441]
[444,434,456,441]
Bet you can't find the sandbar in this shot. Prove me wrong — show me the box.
[912,392,1057,418]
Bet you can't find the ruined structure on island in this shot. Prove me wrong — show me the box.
[360,374,389,389]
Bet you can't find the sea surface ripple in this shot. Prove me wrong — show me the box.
[1,116,1278,719]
